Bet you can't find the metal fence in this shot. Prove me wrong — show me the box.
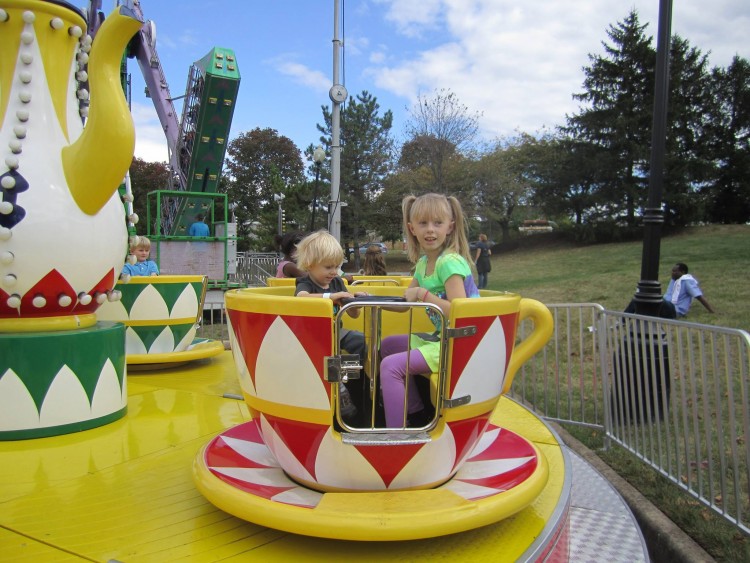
[233,252,279,287]
[511,304,750,535]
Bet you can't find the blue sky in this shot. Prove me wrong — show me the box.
[100,0,748,164]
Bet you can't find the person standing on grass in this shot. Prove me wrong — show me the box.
[473,233,491,289]
[664,262,715,317]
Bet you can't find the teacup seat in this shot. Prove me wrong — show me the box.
[194,284,553,538]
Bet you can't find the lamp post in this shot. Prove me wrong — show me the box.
[633,0,672,315]
[310,145,326,231]
[274,193,284,236]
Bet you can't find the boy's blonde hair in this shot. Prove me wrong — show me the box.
[129,235,151,252]
[295,230,344,272]
[402,193,472,264]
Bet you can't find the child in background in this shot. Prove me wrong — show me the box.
[363,244,388,276]
[274,231,307,278]
[121,236,159,278]
[379,193,480,428]
[295,230,368,420]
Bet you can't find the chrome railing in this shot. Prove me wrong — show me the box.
[511,304,750,535]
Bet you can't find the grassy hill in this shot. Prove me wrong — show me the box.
[381,224,750,332]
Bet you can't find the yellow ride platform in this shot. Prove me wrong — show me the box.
[0,351,646,561]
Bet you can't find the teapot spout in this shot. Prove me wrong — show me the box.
[62,6,143,215]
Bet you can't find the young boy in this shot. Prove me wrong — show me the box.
[294,230,367,421]
[121,236,160,278]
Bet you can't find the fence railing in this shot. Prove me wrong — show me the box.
[233,252,279,287]
[511,304,750,535]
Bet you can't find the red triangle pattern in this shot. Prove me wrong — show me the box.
[227,309,278,388]
[228,310,334,390]
[206,421,268,469]
[448,414,493,472]
[354,441,427,488]
[281,314,333,383]
[205,426,297,500]
[263,413,329,480]
[460,427,538,493]
[0,267,116,318]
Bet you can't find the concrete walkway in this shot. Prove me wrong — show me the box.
[551,422,715,562]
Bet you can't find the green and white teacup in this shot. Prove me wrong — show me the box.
[96,275,207,356]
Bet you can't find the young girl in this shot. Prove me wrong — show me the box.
[121,236,159,278]
[379,193,479,428]
[274,231,307,278]
[362,244,388,276]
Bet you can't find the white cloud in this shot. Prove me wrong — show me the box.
[276,61,330,91]
[366,0,749,141]
[131,102,169,163]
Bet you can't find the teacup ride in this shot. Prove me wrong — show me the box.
[96,274,223,369]
[194,284,557,541]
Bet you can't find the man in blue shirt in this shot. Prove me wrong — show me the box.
[188,214,210,237]
[663,262,715,317]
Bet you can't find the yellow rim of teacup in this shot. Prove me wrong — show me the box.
[0,313,97,333]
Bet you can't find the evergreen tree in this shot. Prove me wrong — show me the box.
[565,10,655,226]
[705,56,750,223]
[317,91,394,264]
[662,36,714,227]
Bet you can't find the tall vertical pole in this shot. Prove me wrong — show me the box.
[634,0,672,314]
[329,0,343,243]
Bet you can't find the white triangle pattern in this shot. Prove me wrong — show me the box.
[227,319,255,396]
[0,362,125,432]
[452,316,508,403]
[254,316,330,410]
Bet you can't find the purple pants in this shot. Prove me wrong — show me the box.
[379,334,430,427]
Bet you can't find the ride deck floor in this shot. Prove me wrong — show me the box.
[0,352,647,562]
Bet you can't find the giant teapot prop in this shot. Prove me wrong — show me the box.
[0,1,143,333]
[0,1,142,440]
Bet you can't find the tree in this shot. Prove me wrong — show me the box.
[705,56,750,223]
[224,128,304,250]
[662,36,714,226]
[403,88,481,192]
[128,157,169,235]
[533,135,616,226]
[565,10,655,226]
[474,134,541,244]
[317,91,394,266]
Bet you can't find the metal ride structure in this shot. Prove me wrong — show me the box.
[87,0,241,287]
